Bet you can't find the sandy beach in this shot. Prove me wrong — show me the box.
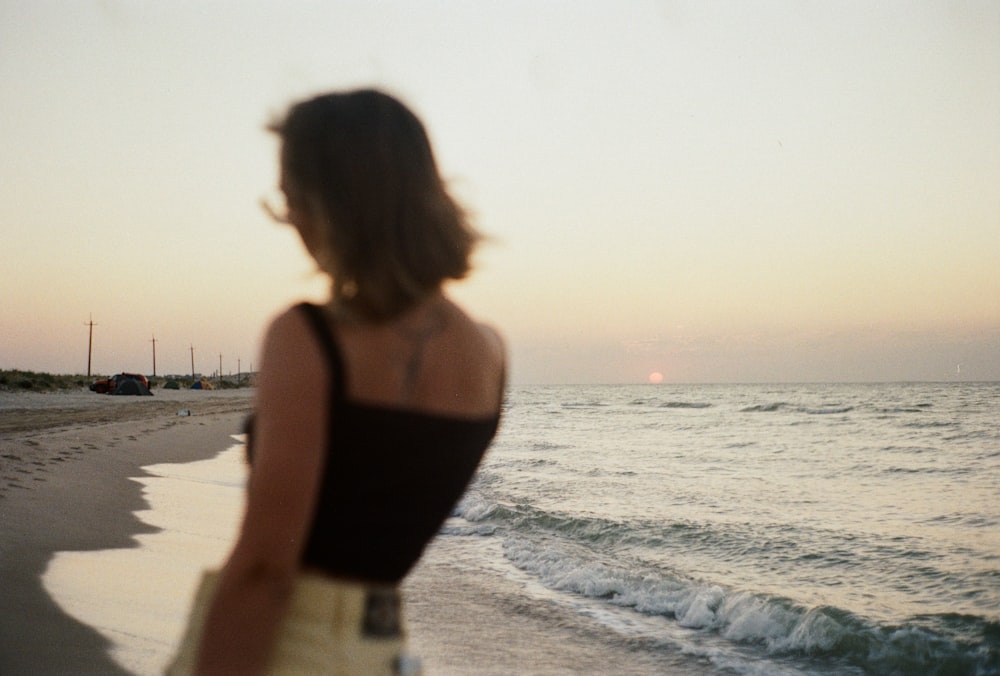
[1,386,663,675]
[0,388,253,674]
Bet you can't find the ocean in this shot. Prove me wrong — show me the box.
[43,382,999,674]
[447,382,1000,674]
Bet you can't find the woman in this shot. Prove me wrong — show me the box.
[168,89,505,675]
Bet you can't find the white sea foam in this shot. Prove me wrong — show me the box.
[455,383,1000,673]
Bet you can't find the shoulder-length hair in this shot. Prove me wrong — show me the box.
[269,89,480,321]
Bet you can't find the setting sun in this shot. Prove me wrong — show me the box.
[648,372,664,384]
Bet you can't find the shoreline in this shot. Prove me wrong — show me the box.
[0,387,684,674]
[403,535,698,675]
[0,389,252,674]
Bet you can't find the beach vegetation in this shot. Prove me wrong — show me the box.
[0,370,256,393]
[0,370,90,392]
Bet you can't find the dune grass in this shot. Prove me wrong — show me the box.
[0,370,252,392]
[0,370,91,392]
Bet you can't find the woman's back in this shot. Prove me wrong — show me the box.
[292,298,504,582]
[330,294,505,419]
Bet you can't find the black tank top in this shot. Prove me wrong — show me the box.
[292,303,501,582]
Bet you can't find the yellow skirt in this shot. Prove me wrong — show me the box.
[165,570,420,675]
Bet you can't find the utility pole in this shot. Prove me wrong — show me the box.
[219,353,223,383]
[84,315,97,377]
[150,334,157,377]
[190,345,195,378]
[238,358,241,385]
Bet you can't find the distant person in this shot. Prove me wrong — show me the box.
[168,88,505,675]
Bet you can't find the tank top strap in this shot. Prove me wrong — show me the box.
[297,302,347,403]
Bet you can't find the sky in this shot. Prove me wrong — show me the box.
[2,1,998,384]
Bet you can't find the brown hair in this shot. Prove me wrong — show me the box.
[269,89,480,321]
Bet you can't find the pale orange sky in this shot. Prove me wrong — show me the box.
[2,1,998,383]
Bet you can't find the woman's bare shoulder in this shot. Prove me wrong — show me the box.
[475,321,505,354]
[263,304,310,340]
[448,311,506,388]
[445,301,504,363]
[258,305,324,381]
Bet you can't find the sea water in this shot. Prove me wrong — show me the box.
[447,383,1000,674]
[44,383,999,674]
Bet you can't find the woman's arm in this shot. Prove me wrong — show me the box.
[195,309,328,675]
